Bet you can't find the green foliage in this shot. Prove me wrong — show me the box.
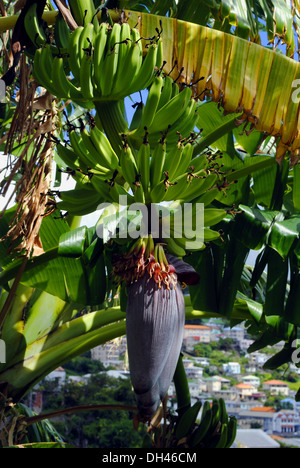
[40,373,146,448]
[62,352,105,375]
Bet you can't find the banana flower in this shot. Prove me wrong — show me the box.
[113,237,199,420]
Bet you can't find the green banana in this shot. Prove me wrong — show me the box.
[110,22,132,96]
[58,186,99,204]
[89,125,119,170]
[99,23,121,97]
[39,44,54,83]
[209,399,221,435]
[182,172,218,203]
[119,142,140,192]
[190,401,212,447]
[135,75,164,135]
[107,182,135,205]
[225,416,237,448]
[93,22,110,95]
[80,51,94,100]
[164,237,186,257]
[161,172,190,202]
[129,102,144,132]
[150,138,166,188]
[113,25,142,98]
[68,0,97,26]
[171,81,180,98]
[51,56,82,101]
[149,180,168,203]
[78,22,95,65]
[218,398,228,426]
[173,143,194,179]
[147,86,192,135]
[175,401,202,441]
[58,187,104,216]
[215,423,228,449]
[128,40,159,94]
[80,128,115,176]
[136,139,151,196]
[32,48,57,94]
[193,187,220,206]
[56,143,87,172]
[69,129,94,168]
[164,99,198,148]
[157,74,173,111]
[24,2,47,48]
[67,26,84,82]
[54,11,71,51]
[163,142,185,181]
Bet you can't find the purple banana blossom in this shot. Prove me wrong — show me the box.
[113,238,200,420]
[126,270,185,419]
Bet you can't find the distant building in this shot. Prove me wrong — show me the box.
[45,366,66,387]
[222,362,241,375]
[234,383,256,399]
[91,337,127,368]
[223,326,245,342]
[193,357,210,367]
[237,408,276,432]
[273,410,300,435]
[263,380,290,396]
[241,375,260,388]
[205,377,222,393]
[184,366,204,379]
[234,429,280,448]
[183,325,211,343]
[240,339,255,351]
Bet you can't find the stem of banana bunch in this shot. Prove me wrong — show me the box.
[94,101,129,156]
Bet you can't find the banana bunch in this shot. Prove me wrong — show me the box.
[174,398,237,449]
[32,20,162,105]
[56,185,105,216]
[64,124,119,179]
[127,73,199,149]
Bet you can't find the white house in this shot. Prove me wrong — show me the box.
[222,362,241,375]
[273,410,300,435]
[242,375,260,388]
[45,366,66,387]
[263,380,290,396]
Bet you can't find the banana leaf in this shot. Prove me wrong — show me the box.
[117,9,300,164]
[0,213,106,306]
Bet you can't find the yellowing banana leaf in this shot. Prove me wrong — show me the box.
[120,10,300,165]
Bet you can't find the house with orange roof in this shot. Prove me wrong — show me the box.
[183,324,211,343]
[262,380,290,396]
[234,383,256,399]
[250,407,276,413]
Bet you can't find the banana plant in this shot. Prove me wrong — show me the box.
[0,0,300,448]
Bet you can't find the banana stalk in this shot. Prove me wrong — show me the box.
[94,101,129,156]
